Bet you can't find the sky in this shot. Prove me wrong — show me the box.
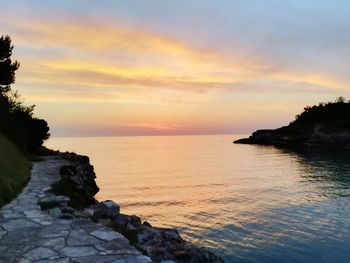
[1,0,350,136]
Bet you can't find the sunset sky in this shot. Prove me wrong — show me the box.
[1,0,350,136]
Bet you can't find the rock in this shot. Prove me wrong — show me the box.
[129,215,142,228]
[38,195,70,210]
[143,221,152,227]
[93,200,120,219]
[112,214,128,228]
[136,226,224,263]
[98,218,112,225]
[58,213,75,219]
[112,214,142,229]
[61,207,75,214]
[49,153,99,209]
[83,208,95,217]
[47,207,62,217]
[126,222,137,232]
[135,255,153,263]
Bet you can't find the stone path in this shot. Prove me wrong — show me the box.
[0,156,152,263]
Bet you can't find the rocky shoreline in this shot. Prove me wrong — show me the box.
[234,126,350,150]
[234,100,350,150]
[45,152,225,263]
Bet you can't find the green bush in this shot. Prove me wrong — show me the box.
[0,133,31,207]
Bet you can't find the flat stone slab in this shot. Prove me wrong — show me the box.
[0,157,152,262]
[90,229,125,241]
[22,247,58,261]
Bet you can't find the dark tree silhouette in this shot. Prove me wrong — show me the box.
[0,35,50,152]
[0,35,19,92]
[291,97,350,127]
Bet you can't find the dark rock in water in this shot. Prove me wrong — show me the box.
[109,213,225,262]
[136,226,224,263]
[93,200,120,219]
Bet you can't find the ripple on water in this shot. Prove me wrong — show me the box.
[46,135,350,263]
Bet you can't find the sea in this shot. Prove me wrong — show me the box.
[46,134,350,263]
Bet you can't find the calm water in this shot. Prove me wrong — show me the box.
[46,135,350,262]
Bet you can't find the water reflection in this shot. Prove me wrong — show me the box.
[279,147,350,197]
[45,135,350,263]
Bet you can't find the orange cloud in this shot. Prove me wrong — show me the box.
[4,14,347,107]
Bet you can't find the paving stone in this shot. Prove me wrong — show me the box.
[0,228,39,245]
[60,245,99,257]
[1,218,40,231]
[71,219,105,232]
[94,241,137,255]
[0,211,25,220]
[0,244,7,253]
[39,237,66,250]
[109,260,126,263]
[47,207,62,217]
[38,224,70,238]
[22,246,58,261]
[37,258,70,263]
[90,230,125,241]
[32,217,54,225]
[0,252,18,263]
[0,228,7,239]
[126,255,152,263]
[15,204,40,211]
[24,209,46,218]
[2,202,16,210]
[5,244,36,255]
[71,255,124,263]
[67,229,101,246]
[0,157,150,263]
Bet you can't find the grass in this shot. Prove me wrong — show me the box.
[0,133,31,207]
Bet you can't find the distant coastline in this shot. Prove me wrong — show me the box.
[234,98,350,150]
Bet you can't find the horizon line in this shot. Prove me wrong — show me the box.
[48,132,250,139]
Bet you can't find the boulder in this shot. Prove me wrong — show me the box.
[93,200,120,219]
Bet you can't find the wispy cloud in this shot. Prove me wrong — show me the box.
[5,14,348,104]
[1,1,350,136]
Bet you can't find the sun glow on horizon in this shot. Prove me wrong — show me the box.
[1,1,350,136]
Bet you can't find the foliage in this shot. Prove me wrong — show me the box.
[0,35,50,152]
[0,35,19,92]
[291,97,350,127]
[0,133,31,207]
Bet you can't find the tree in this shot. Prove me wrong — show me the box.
[0,35,19,92]
[0,35,50,152]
